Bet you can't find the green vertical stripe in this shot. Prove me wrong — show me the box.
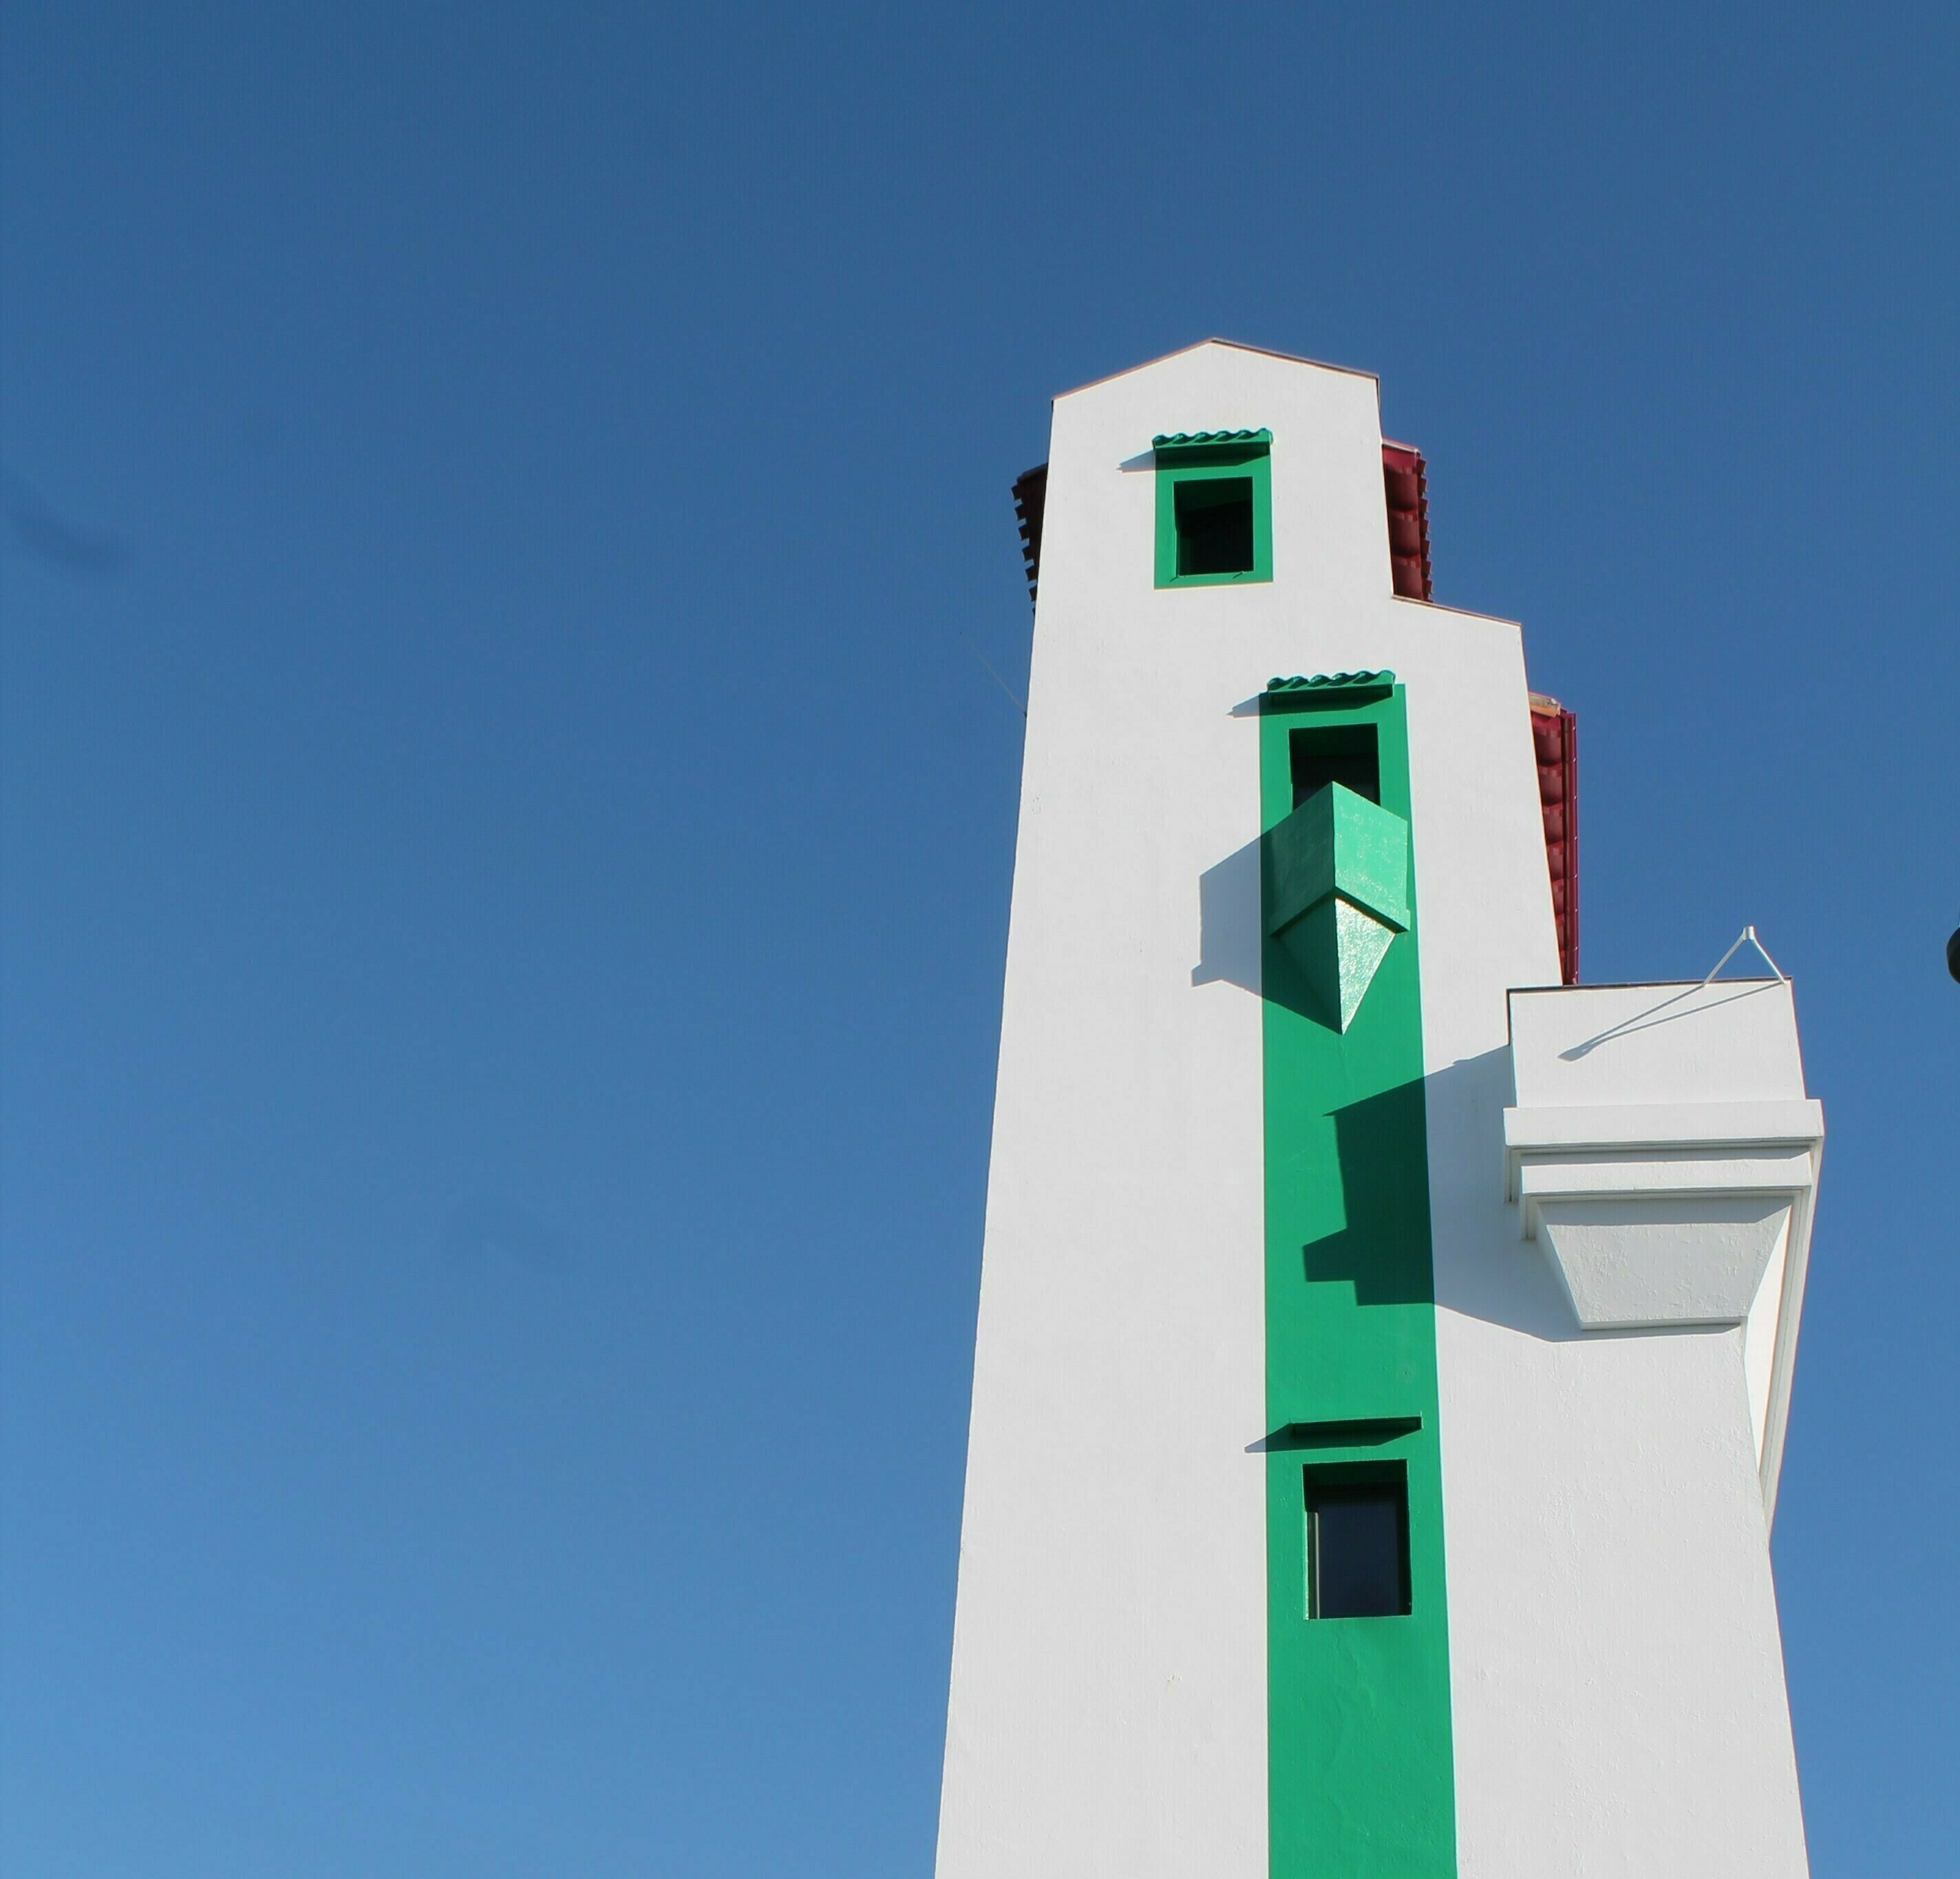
[1260,684,1458,1878]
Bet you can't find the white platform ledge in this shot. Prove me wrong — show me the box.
[1504,980,1825,1527]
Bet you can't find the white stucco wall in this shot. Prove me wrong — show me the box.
[936,341,1809,1878]
[1440,982,1814,1872]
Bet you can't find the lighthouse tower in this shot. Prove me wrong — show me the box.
[935,341,1820,1878]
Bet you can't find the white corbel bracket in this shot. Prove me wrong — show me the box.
[1504,980,1824,1529]
[1504,1101,1824,1332]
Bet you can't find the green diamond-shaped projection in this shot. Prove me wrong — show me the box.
[1264,783,1410,1032]
[1271,894,1403,1031]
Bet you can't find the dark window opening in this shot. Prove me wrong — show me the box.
[1307,1468,1410,1618]
[1291,723,1381,808]
[1174,477,1255,577]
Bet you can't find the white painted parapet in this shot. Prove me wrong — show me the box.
[1504,977,1824,1519]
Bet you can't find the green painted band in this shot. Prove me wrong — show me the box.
[1260,683,1458,1877]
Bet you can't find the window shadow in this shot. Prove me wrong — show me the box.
[1302,1079,1436,1306]
[1191,833,1262,997]
[1249,1416,1422,1453]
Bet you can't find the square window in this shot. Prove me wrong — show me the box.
[1175,476,1255,576]
[1153,429,1272,588]
[1306,1469,1410,1618]
[1290,723,1381,808]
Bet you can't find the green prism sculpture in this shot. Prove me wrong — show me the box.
[1264,783,1412,1031]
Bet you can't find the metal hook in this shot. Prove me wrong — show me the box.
[1701,924,1787,988]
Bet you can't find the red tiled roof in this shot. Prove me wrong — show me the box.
[1381,442,1431,602]
[1529,694,1580,984]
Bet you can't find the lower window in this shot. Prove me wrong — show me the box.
[1306,1464,1411,1618]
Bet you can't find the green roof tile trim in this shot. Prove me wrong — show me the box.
[1151,427,1273,449]
[1262,670,1398,712]
[1266,669,1394,692]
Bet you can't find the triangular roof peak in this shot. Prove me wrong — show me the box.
[1054,337,1378,401]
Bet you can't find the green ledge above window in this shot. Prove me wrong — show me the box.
[1153,429,1273,588]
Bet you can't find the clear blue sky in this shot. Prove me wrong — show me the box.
[3,3,1954,1872]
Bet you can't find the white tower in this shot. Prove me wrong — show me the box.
[936,341,1818,1878]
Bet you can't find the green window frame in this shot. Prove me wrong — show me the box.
[1153,428,1272,588]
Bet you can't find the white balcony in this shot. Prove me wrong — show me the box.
[1503,976,1824,1519]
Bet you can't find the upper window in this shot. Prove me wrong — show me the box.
[1153,429,1272,588]
[1175,476,1255,575]
[1291,722,1381,807]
